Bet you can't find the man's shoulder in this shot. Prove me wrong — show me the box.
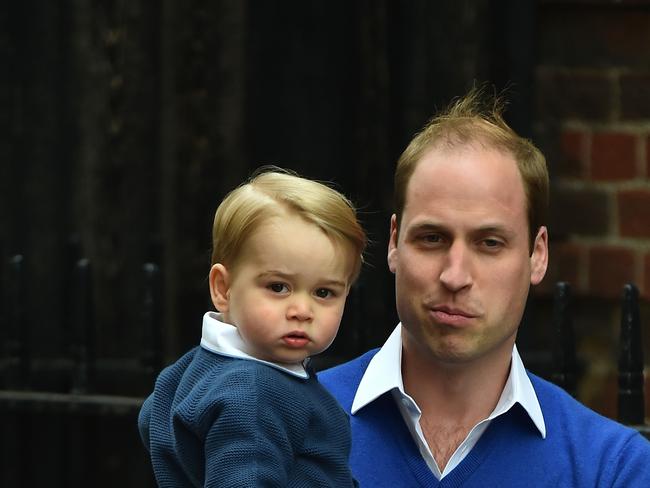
[528,371,649,445]
[528,372,610,424]
[528,371,609,421]
[319,349,379,382]
[317,349,380,409]
[526,372,650,484]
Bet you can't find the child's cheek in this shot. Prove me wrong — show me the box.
[251,302,284,323]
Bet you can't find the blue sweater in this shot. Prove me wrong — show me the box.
[319,349,650,487]
[138,347,357,487]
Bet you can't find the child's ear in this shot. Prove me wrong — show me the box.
[209,264,231,312]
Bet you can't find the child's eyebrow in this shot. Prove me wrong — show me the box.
[318,279,348,289]
[257,271,347,288]
[257,270,293,279]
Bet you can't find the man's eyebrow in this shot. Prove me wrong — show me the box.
[472,224,516,237]
[407,221,448,233]
[407,222,516,237]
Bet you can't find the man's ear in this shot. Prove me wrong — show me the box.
[209,264,231,312]
[387,214,398,274]
[530,226,549,286]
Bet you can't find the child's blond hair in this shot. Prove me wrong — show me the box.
[211,167,366,282]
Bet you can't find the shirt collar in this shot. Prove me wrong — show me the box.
[352,323,404,413]
[199,311,309,379]
[352,323,546,438]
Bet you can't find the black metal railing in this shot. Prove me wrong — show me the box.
[0,254,161,487]
[549,281,649,439]
[551,281,577,397]
[0,256,648,486]
[1,256,161,413]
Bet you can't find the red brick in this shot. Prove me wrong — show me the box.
[536,69,615,121]
[537,241,584,295]
[643,253,650,301]
[620,72,650,121]
[647,135,650,177]
[550,186,610,237]
[558,129,586,178]
[591,132,637,181]
[538,7,650,69]
[618,189,650,238]
[588,245,636,299]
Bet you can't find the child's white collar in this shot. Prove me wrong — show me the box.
[200,311,310,379]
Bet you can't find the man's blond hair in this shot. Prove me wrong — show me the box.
[394,87,549,251]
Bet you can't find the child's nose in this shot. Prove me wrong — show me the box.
[286,297,313,321]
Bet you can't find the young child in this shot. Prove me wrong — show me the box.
[138,167,366,487]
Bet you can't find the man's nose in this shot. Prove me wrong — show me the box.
[439,242,473,292]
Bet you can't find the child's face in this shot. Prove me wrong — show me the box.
[213,213,354,364]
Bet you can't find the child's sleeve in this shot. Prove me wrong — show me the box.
[192,367,310,487]
[137,393,153,452]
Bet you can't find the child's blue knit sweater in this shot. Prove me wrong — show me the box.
[138,346,357,487]
[320,349,650,487]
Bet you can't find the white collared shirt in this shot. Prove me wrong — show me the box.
[199,311,310,379]
[352,324,546,480]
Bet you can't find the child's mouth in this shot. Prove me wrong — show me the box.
[283,332,309,348]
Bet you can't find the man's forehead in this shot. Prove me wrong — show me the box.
[402,145,528,227]
[409,144,522,192]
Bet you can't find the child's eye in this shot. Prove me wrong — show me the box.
[268,283,289,293]
[315,288,334,299]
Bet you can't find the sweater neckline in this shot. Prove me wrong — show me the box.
[385,391,536,487]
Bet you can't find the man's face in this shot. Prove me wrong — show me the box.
[387,143,548,367]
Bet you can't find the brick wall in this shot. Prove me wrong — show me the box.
[543,127,649,298]
[534,1,650,417]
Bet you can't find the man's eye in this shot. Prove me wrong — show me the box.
[268,283,289,293]
[315,288,333,299]
[483,239,502,248]
[422,234,443,244]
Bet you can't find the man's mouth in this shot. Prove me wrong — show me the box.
[429,305,479,326]
[433,306,477,318]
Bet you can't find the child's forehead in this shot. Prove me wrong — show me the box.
[236,216,356,272]
[253,214,355,251]
[245,215,325,249]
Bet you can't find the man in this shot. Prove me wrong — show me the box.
[319,88,650,487]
